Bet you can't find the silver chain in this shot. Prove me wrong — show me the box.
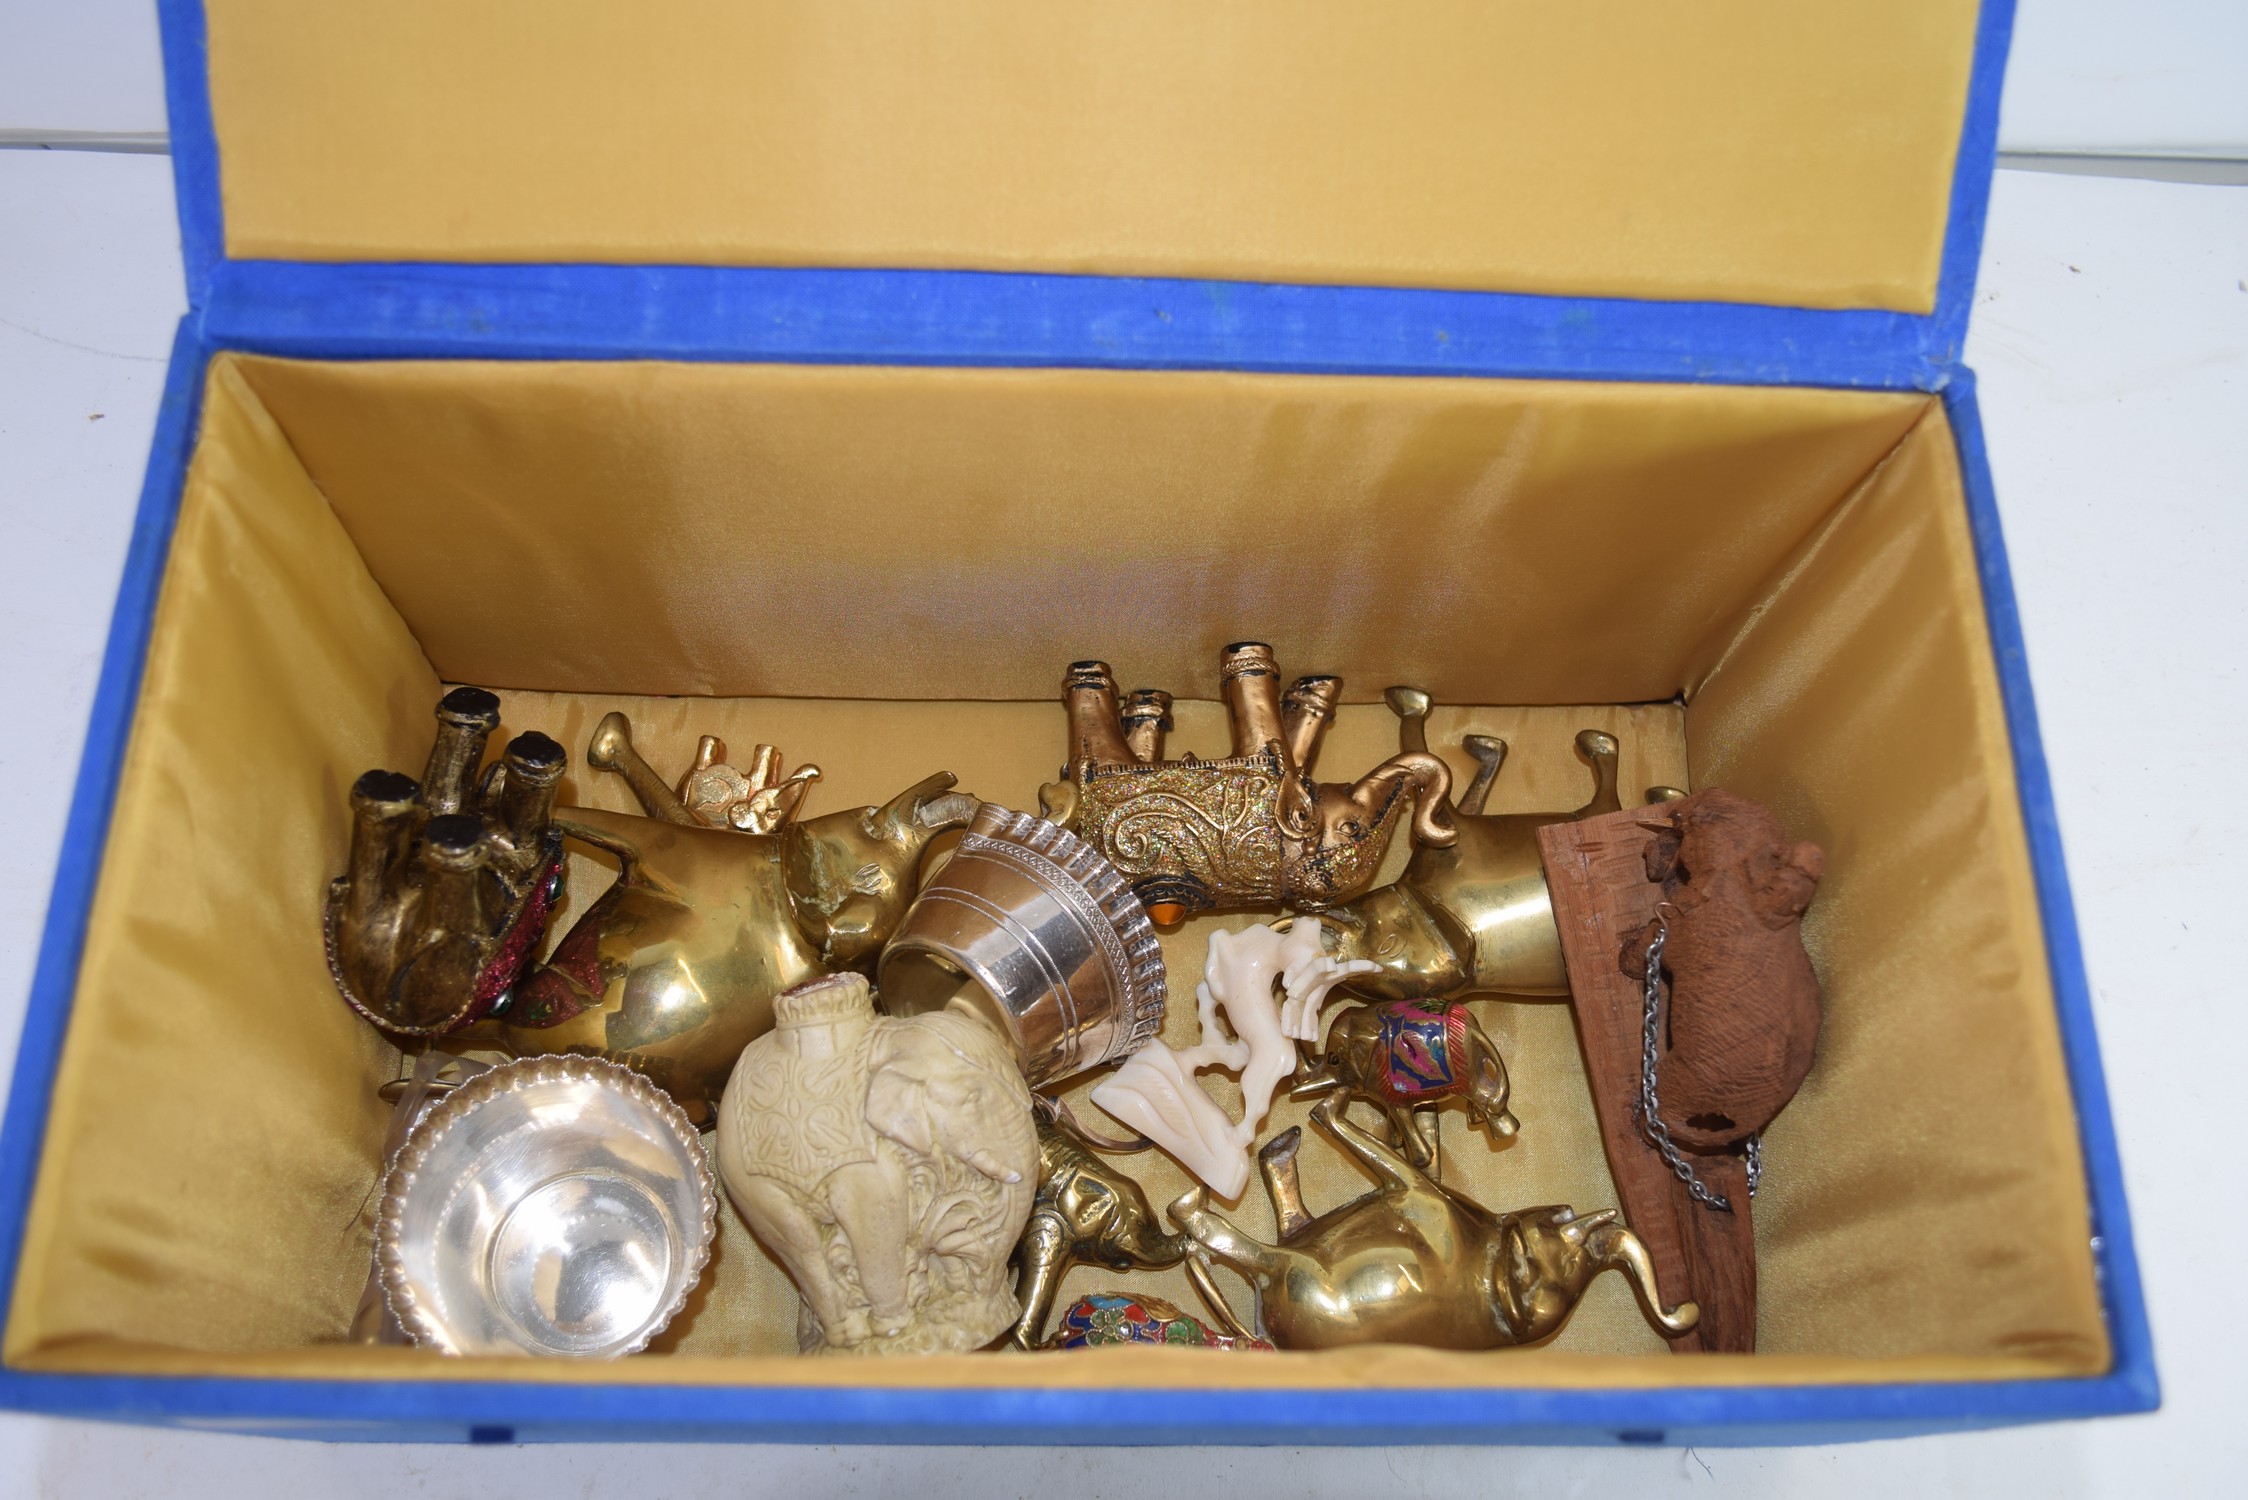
[1638,917,1760,1213]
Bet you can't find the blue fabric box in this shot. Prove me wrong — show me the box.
[0,0,2154,1443]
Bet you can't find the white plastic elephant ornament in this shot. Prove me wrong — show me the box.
[1091,919,1374,1199]
[715,972,1038,1355]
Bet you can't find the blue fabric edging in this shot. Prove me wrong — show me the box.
[0,326,210,1315]
[1928,0,2018,363]
[1941,373,2158,1407]
[199,258,1950,390]
[156,0,221,302]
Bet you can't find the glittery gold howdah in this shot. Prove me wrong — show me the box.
[1052,644,1456,924]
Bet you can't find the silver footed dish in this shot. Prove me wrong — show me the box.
[377,1054,717,1358]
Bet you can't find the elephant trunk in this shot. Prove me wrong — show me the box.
[1588,1219,1700,1337]
[1121,1222,1193,1270]
[1390,751,1459,848]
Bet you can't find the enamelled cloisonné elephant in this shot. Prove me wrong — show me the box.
[329,689,977,1122]
[1290,997,1517,1170]
[1052,643,1456,923]
[1315,691,1683,1004]
[1168,1098,1699,1352]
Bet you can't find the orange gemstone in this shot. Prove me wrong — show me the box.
[1146,901,1187,927]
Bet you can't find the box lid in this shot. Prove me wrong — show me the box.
[162,0,2014,385]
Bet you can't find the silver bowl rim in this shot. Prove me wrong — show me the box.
[884,800,1168,1079]
[377,1053,718,1358]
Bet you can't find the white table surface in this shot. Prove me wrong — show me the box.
[0,149,2241,1496]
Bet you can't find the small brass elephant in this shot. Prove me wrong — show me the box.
[1008,1107,1195,1349]
[327,687,569,1035]
[1291,998,1518,1170]
[1169,1097,1698,1351]
[1057,644,1455,923]
[1318,694,1680,1003]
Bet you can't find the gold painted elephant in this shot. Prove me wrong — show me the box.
[1315,693,1680,1004]
[327,687,571,1036]
[1055,643,1455,923]
[1168,1097,1699,1351]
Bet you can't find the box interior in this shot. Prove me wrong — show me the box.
[198,0,1981,314]
[2,353,2108,1389]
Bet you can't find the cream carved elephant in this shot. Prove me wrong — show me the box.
[716,974,1038,1356]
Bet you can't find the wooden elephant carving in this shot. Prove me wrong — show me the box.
[1620,788,1824,1152]
[1054,644,1455,923]
[1169,1098,1698,1352]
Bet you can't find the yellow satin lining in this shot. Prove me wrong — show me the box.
[201,0,1976,313]
[226,356,1930,704]
[4,354,2109,1385]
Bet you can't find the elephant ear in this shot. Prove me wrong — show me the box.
[1749,839,1825,928]
[866,1020,1032,1184]
[864,1064,939,1159]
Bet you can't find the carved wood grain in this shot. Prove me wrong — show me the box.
[1539,806,1758,1354]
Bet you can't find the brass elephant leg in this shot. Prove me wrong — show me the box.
[1257,1127,1314,1238]
[1384,1103,1438,1173]
[1169,1186,1319,1293]
[1459,735,1507,816]
[1572,729,1623,819]
[1308,1095,1423,1196]
[1009,1209,1071,1349]
[586,712,699,826]
[1383,686,1433,757]
[1064,661,1136,768]
[1585,1215,1702,1336]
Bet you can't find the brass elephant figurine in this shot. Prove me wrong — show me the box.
[330,693,976,1123]
[1317,693,1680,1004]
[1290,997,1518,1170]
[1169,1097,1699,1351]
[1055,643,1455,924]
[1008,1107,1198,1349]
